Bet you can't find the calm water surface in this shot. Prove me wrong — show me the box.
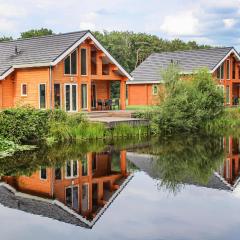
[0,136,240,240]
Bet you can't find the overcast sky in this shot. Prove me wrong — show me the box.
[1,0,240,49]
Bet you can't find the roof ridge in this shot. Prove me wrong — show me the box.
[0,30,90,44]
[151,47,233,56]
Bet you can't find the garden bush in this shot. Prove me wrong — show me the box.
[154,66,224,134]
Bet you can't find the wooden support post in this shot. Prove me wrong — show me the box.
[120,150,127,176]
[120,80,126,110]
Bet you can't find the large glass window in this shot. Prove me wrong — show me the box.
[65,160,78,178]
[82,184,89,212]
[65,84,77,112]
[72,85,77,112]
[66,186,79,210]
[91,50,97,75]
[217,63,224,80]
[54,84,61,109]
[65,85,71,111]
[81,84,87,109]
[227,60,230,80]
[81,49,87,75]
[64,50,77,75]
[39,84,46,109]
[233,59,236,79]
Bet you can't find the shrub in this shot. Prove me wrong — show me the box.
[154,66,224,134]
[0,107,50,143]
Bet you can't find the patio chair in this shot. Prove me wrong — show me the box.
[112,99,120,110]
[97,99,103,110]
[105,99,112,110]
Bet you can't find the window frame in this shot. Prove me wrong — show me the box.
[217,63,225,80]
[152,84,159,96]
[39,83,47,109]
[65,160,79,179]
[64,49,78,76]
[54,83,61,109]
[65,185,79,211]
[64,83,78,112]
[81,83,88,110]
[21,83,27,97]
[81,183,90,212]
[40,167,47,180]
[80,48,88,76]
[226,59,230,80]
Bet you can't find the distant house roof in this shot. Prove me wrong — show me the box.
[128,47,240,84]
[0,31,132,80]
[126,152,235,192]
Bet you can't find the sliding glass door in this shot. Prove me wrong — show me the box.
[65,84,78,112]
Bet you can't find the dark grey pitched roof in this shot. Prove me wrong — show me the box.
[0,186,90,228]
[130,47,235,83]
[0,30,88,76]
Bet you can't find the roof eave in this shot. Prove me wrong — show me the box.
[0,67,14,80]
[127,80,162,85]
[211,47,240,73]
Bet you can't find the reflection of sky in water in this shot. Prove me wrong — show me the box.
[1,171,240,240]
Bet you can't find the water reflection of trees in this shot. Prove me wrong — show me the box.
[148,135,225,193]
[0,138,143,177]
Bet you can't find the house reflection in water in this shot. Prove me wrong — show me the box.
[217,137,240,189]
[1,150,132,227]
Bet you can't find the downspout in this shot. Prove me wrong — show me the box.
[49,66,53,110]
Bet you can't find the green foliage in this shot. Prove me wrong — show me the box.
[0,107,51,143]
[153,66,224,134]
[0,36,13,42]
[205,108,240,137]
[93,31,210,74]
[20,28,54,39]
[112,124,148,138]
[151,135,224,193]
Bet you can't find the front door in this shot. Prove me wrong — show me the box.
[65,84,77,112]
[91,84,96,108]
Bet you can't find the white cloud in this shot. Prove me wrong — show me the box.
[80,22,96,30]
[223,18,236,28]
[160,11,199,36]
[0,18,17,31]
[0,3,26,18]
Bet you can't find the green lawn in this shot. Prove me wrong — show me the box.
[126,105,158,111]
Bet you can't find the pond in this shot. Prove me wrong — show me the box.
[0,135,240,240]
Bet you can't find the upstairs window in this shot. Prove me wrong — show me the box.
[217,63,224,80]
[233,59,236,79]
[81,48,87,75]
[21,84,27,96]
[65,160,78,178]
[64,50,77,75]
[227,59,230,80]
